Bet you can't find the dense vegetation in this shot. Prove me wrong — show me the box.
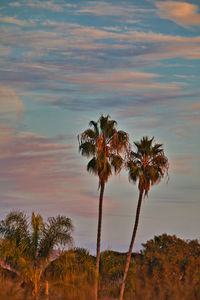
[0,227,200,299]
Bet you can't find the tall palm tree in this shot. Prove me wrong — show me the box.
[78,115,129,299]
[119,136,169,300]
[0,211,73,299]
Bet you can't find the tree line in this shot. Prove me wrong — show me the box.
[0,228,200,299]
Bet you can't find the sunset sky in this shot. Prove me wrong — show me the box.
[0,0,200,253]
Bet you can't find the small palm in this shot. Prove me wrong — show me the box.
[0,211,73,296]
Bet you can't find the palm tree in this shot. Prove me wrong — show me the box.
[78,115,129,299]
[119,136,169,300]
[0,211,73,299]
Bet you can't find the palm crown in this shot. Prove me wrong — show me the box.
[127,136,169,196]
[79,115,129,186]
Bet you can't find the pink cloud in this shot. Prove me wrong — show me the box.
[0,124,77,201]
[0,17,31,26]
[175,101,200,129]
[156,1,200,27]
[0,86,24,119]
[116,91,180,118]
[0,17,30,26]
[8,0,74,12]
[0,123,118,218]
[170,155,200,175]
[1,23,200,62]
[186,102,200,111]
[71,28,200,60]
[64,70,180,91]
[0,46,11,58]
[78,1,138,17]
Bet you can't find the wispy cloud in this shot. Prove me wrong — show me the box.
[115,89,200,141]
[1,23,200,63]
[0,85,24,119]
[0,45,11,58]
[174,74,197,79]
[0,118,116,217]
[0,17,31,26]
[62,70,179,92]
[156,1,200,27]
[170,155,200,175]
[0,123,82,208]
[9,0,77,11]
[78,1,149,17]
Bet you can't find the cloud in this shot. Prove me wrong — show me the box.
[1,22,200,64]
[0,17,30,26]
[0,86,24,118]
[169,98,200,138]
[78,1,143,17]
[179,101,200,126]
[0,124,80,204]
[0,46,11,58]
[117,90,194,116]
[9,2,21,7]
[0,15,199,125]
[189,103,200,111]
[156,1,200,26]
[170,155,200,175]
[122,31,200,60]
[0,123,114,218]
[9,0,76,11]
[62,70,178,92]
[114,89,200,140]
[27,1,64,12]
[174,74,196,79]
[62,26,200,60]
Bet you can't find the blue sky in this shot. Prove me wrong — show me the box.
[0,0,200,253]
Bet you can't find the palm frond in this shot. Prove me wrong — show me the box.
[99,115,110,132]
[81,129,97,140]
[89,120,99,136]
[31,213,43,259]
[0,211,30,247]
[87,157,98,174]
[79,141,95,157]
[111,154,123,174]
[39,216,73,259]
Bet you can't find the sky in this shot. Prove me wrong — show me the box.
[0,0,200,254]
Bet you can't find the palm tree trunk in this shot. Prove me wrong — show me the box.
[45,280,49,300]
[34,273,39,300]
[34,268,42,300]
[119,189,144,300]
[95,181,105,300]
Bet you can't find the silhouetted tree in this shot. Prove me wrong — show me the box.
[78,115,129,299]
[119,137,169,300]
